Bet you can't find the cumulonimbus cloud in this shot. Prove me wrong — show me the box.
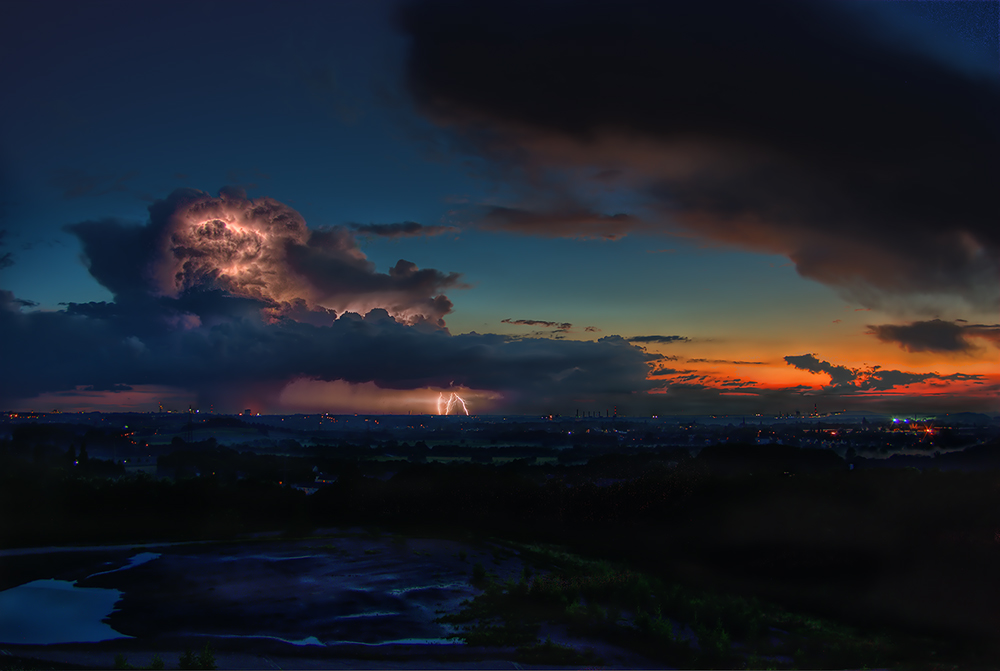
[401,0,1000,310]
[68,188,463,327]
[5,185,661,411]
[868,319,1000,354]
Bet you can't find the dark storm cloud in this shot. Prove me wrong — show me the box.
[350,221,458,237]
[629,335,690,344]
[687,359,767,366]
[478,205,639,240]
[868,319,1000,353]
[401,0,1000,309]
[783,353,983,392]
[0,292,657,411]
[68,218,158,300]
[66,188,463,327]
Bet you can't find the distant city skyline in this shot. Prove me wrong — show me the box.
[1,0,997,416]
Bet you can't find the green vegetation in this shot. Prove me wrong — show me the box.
[178,644,216,670]
[471,560,488,584]
[108,647,218,670]
[439,541,927,669]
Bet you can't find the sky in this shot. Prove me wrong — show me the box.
[0,0,997,416]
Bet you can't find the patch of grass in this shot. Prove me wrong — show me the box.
[465,539,928,669]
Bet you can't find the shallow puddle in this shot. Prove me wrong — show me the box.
[0,578,128,644]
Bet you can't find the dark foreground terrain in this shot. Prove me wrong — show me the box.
[3,421,1000,668]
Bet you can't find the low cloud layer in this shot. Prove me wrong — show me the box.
[629,335,690,345]
[868,319,1000,354]
[502,318,572,330]
[0,287,657,412]
[401,0,999,310]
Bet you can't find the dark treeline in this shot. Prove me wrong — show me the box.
[4,430,1000,661]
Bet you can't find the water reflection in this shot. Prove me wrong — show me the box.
[0,579,128,644]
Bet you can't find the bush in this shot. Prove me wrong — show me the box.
[179,645,216,670]
[198,643,217,670]
[471,561,488,584]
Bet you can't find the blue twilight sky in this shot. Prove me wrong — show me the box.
[0,0,998,415]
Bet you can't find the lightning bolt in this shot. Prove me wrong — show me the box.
[437,391,470,415]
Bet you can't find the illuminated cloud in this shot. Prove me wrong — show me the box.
[687,359,767,365]
[350,221,459,237]
[402,0,1000,309]
[868,319,1000,354]
[68,188,463,327]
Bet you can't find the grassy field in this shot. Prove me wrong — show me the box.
[438,539,952,670]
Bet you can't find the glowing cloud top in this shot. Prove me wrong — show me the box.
[71,188,463,328]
